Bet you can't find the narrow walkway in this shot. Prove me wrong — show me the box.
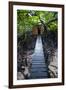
[30,36,48,79]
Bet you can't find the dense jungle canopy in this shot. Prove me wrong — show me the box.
[17,10,58,34]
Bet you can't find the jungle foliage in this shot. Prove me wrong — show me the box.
[17,10,58,34]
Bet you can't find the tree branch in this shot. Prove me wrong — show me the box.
[46,18,57,25]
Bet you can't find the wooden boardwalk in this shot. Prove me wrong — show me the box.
[30,36,48,79]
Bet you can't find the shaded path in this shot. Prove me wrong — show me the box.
[30,35,48,79]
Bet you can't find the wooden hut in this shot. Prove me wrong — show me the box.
[32,25,44,35]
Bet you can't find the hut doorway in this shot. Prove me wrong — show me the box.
[38,27,41,35]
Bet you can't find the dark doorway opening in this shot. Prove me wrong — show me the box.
[38,28,40,35]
